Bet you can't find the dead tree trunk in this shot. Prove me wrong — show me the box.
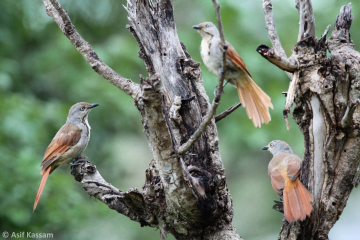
[42,0,241,239]
[258,1,360,239]
[42,0,360,239]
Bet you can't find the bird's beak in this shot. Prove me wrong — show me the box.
[192,25,202,30]
[89,103,99,109]
[262,146,269,150]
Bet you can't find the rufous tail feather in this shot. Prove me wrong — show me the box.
[33,167,51,212]
[283,178,313,223]
[236,76,273,127]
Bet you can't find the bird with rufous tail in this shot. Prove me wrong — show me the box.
[263,140,313,223]
[193,22,273,128]
[33,102,99,212]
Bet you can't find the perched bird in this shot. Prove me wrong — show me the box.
[33,102,99,212]
[263,140,313,223]
[193,22,273,127]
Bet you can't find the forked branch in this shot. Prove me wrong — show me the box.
[71,158,156,227]
[262,0,287,58]
[42,0,140,98]
[256,45,298,72]
[260,0,294,79]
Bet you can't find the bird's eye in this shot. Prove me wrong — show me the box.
[270,143,274,147]
[80,106,86,111]
[206,24,210,28]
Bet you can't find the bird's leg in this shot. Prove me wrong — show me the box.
[223,79,231,88]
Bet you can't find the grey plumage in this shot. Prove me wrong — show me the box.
[193,21,273,127]
[264,140,294,156]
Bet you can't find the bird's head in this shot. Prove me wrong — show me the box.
[193,22,220,38]
[262,140,293,156]
[67,102,99,122]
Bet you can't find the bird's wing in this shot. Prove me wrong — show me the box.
[286,155,301,181]
[269,169,285,195]
[40,123,82,172]
[219,41,252,77]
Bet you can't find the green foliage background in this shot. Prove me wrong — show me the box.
[0,0,359,239]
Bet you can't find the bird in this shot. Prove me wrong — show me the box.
[262,140,313,223]
[193,22,273,127]
[33,102,99,212]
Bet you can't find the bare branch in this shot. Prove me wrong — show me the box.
[321,25,331,41]
[71,158,156,227]
[212,0,226,43]
[176,90,222,154]
[261,0,293,79]
[42,0,140,98]
[296,0,315,41]
[256,45,299,72]
[262,0,287,59]
[177,0,227,155]
[215,102,242,123]
[212,0,228,101]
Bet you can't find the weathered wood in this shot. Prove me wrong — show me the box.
[43,0,242,239]
[42,0,360,239]
[261,2,360,239]
[123,1,240,238]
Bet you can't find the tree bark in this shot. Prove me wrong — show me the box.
[42,0,360,239]
[258,1,360,239]
[43,0,242,239]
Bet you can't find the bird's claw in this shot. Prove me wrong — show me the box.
[70,158,87,172]
[273,199,284,213]
[71,157,87,166]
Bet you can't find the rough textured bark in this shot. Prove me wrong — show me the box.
[42,0,360,239]
[43,0,241,239]
[258,1,360,240]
